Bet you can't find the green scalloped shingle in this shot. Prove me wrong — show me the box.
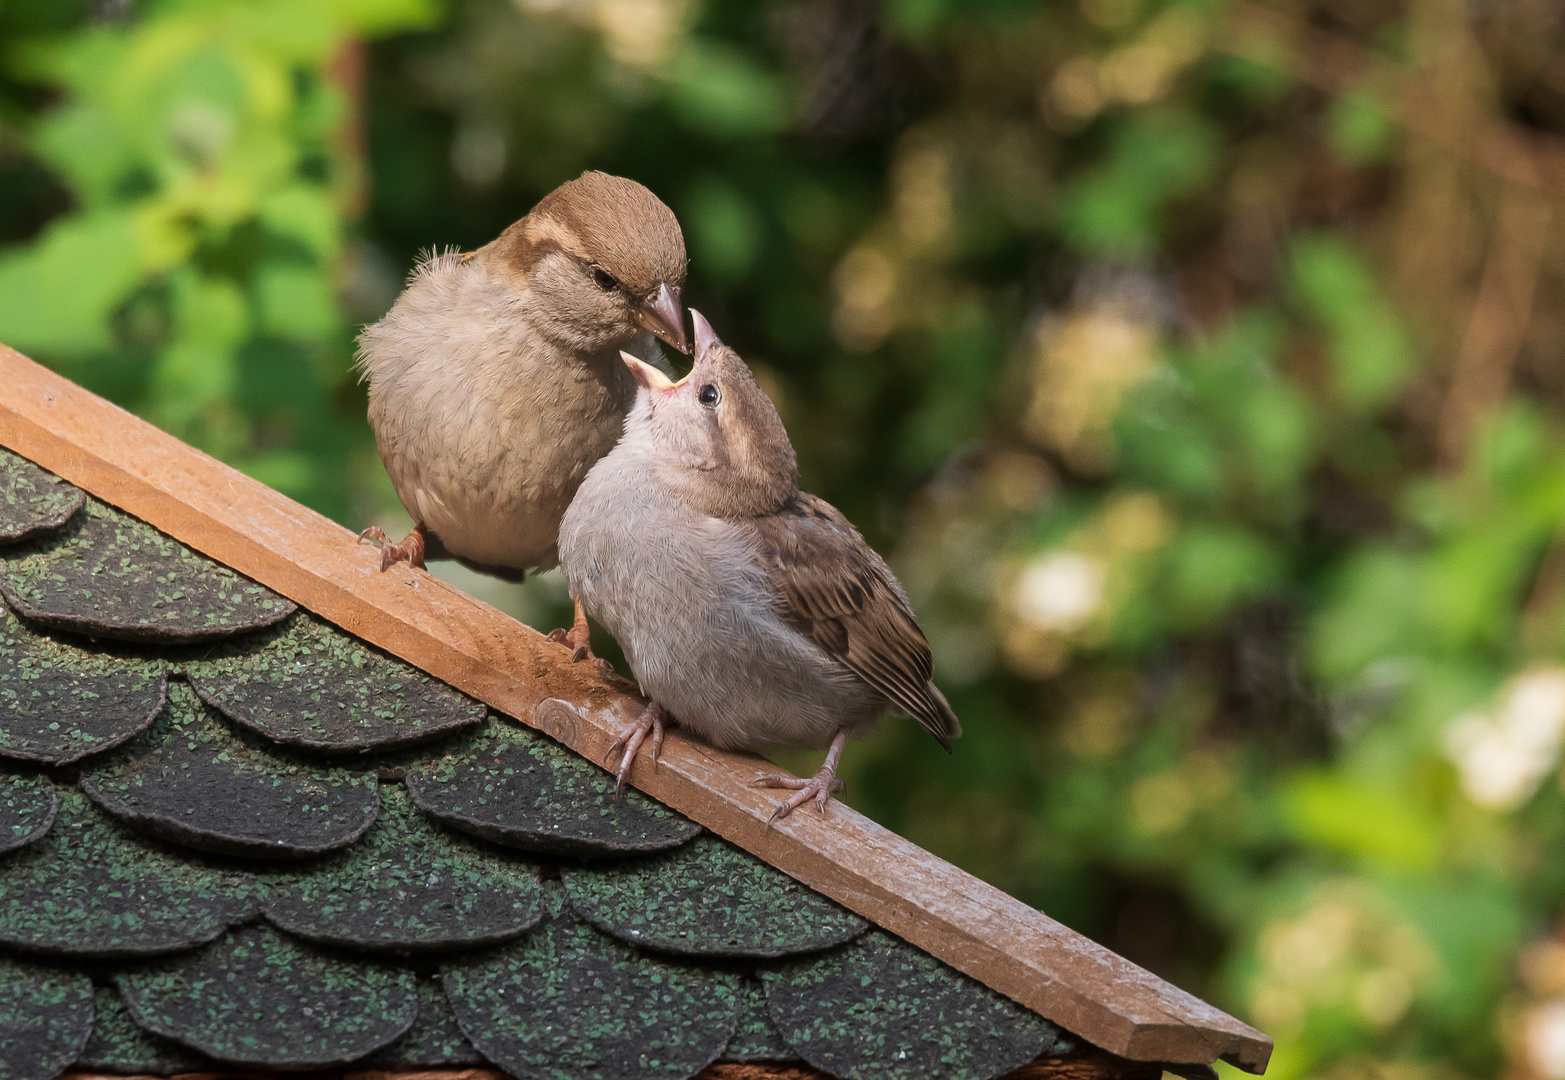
[117,923,418,1068]
[406,718,700,857]
[762,929,1064,1080]
[0,602,167,766]
[0,956,93,1080]
[75,983,209,1074]
[0,450,83,546]
[0,498,295,643]
[443,904,740,1080]
[264,782,544,952]
[0,773,55,855]
[721,977,796,1063]
[187,612,485,753]
[81,682,379,860]
[0,786,259,957]
[563,833,865,958]
[368,977,485,1067]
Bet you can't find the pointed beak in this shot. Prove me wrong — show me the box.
[633,282,689,354]
[620,351,681,392]
[691,308,721,361]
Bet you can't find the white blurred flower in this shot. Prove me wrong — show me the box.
[1444,667,1565,810]
[1528,1000,1565,1079]
[1014,552,1104,633]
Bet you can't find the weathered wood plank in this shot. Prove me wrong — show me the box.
[0,344,1270,1072]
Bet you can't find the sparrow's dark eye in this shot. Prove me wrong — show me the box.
[591,267,619,291]
[698,384,720,408]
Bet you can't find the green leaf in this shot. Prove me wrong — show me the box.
[1161,520,1281,628]
[1328,86,1395,164]
[685,177,763,279]
[1058,110,1217,257]
[258,183,339,262]
[1310,548,1421,684]
[1289,235,1413,409]
[665,39,788,138]
[1285,773,1441,871]
[255,262,338,341]
[172,269,249,348]
[0,211,143,357]
[31,103,139,205]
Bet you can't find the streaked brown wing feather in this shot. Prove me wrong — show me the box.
[749,493,957,750]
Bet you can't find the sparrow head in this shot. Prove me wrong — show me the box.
[619,310,797,518]
[496,171,689,354]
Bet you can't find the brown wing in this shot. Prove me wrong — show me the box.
[749,493,960,751]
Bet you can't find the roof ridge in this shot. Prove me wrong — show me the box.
[0,343,1270,1073]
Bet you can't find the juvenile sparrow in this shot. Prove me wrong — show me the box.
[557,311,961,819]
[356,171,689,658]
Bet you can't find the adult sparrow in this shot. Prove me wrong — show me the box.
[357,171,689,658]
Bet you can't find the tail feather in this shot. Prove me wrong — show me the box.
[914,682,962,753]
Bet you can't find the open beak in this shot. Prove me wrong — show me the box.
[633,282,689,354]
[620,351,688,392]
[691,308,721,361]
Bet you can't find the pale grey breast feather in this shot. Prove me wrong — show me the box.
[560,448,883,753]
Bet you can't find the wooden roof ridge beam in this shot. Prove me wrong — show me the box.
[0,344,1271,1073]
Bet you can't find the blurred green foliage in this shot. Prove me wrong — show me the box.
[8,1,1565,1077]
[0,0,436,514]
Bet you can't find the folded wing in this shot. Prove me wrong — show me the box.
[747,493,961,751]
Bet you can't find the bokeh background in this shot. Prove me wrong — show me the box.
[5,0,1565,1075]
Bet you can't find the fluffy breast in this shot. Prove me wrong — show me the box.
[558,455,885,753]
[358,254,653,570]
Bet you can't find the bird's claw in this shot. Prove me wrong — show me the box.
[547,626,616,679]
[606,702,666,800]
[549,599,609,666]
[755,768,845,822]
[545,626,586,660]
[357,525,425,571]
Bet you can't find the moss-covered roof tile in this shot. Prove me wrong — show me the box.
[762,929,1066,1080]
[406,718,701,857]
[443,903,740,1080]
[563,834,866,959]
[75,983,209,1076]
[188,612,486,754]
[0,956,93,1080]
[368,976,486,1067]
[0,786,258,957]
[263,782,544,953]
[0,498,294,643]
[0,603,167,766]
[80,682,379,860]
[721,977,797,1063]
[0,774,55,855]
[116,922,418,1068]
[0,451,83,547]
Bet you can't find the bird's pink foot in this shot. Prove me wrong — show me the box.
[756,767,845,821]
[359,523,427,571]
[606,701,667,799]
[755,729,850,822]
[548,599,616,678]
